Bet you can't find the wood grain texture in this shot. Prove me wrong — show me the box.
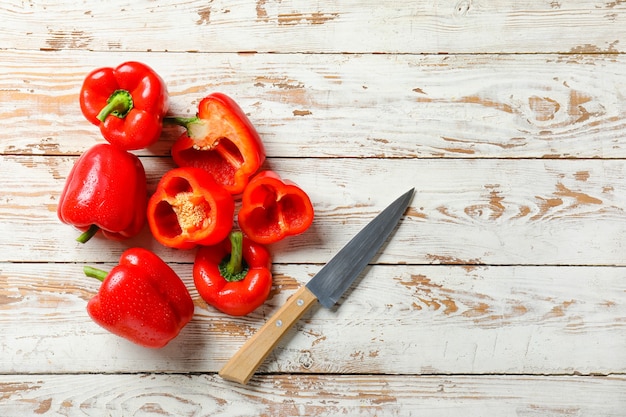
[1,0,626,54]
[2,50,626,158]
[1,263,623,374]
[1,0,626,414]
[2,155,625,265]
[0,374,624,417]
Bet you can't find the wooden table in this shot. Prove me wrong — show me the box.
[1,1,625,415]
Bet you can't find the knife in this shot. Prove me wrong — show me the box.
[218,188,415,384]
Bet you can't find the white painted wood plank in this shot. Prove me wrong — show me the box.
[2,50,626,158]
[1,0,624,411]
[0,374,624,417]
[1,1,625,54]
[2,155,625,265]
[1,263,623,374]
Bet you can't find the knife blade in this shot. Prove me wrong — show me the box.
[218,188,415,384]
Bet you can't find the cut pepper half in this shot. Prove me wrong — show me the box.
[147,167,234,249]
[238,170,314,244]
[167,93,265,195]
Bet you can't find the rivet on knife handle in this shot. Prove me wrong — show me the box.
[218,286,318,384]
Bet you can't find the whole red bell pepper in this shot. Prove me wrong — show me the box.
[147,167,235,249]
[166,93,265,195]
[84,247,194,348]
[80,61,169,150]
[238,170,314,244]
[194,231,272,316]
[57,143,147,243]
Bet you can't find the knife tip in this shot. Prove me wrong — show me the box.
[403,187,416,201]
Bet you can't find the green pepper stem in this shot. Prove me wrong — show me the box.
[76,224,100,244]
[226,231,244,276]
[163,116,200,128]
[97,89,134,122]
[219,231,249,283]
[163,116,210,142]
[83,265,108,282]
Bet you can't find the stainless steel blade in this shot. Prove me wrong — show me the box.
[306,188,415,308]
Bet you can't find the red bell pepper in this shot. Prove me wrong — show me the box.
[166,93,265,195]
[147,167,235,249]
[238,170,314,244]
[84,248,194,348]
[79,61,169,150]
[57,143,147,243]
[194,231,272,316]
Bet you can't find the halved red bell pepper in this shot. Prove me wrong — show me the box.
[194,231,272,316]
[237,170,314,244]
[166,93,265,195]
[147,167,235,249]
[57,143,147,243]
[80,61,169,150]
[84,247,194,348]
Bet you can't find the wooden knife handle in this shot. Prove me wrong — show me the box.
[218,285,319,385]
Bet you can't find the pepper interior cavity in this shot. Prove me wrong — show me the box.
[154,177,212,238]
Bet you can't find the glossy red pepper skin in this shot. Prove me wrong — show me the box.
[80,61,169,150]
[238,170,314,244]
[57,143,147,242]
[169,93,265,195]
[194,232,272,316]
[147,167,235,249]
[85,248,194,348]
